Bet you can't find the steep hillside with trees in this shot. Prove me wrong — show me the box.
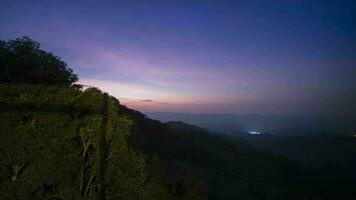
[0,85,172,199]
[0,37,170,200]
[1,37,355,200]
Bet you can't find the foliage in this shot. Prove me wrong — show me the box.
[118,106,289,200]
[0,37,78,85]
[119,106,356,200]
[0,84,166,200]
[1,37,355,200]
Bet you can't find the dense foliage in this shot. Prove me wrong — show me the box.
[119,107,356,200]
[118,109,293,199]
[1,37,355,200]
[0,85,168,200]
[0,37,78,85]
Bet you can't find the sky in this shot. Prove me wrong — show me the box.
[1,0,355,115]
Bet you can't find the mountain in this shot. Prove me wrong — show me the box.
[146,112,356,136]
[264,134,356,198]
[0,84,171,199]
[266,134,356,165]
[0,83,297,199]
[120,107,356,199]
[1,37,356,200]
[117,108,297,199]
[2,85,355,199]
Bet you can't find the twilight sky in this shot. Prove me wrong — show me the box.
[1,0,355,115]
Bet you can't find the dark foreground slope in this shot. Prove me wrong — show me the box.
[0,84,171,200]
[266,134,356,197]
[1,37,355,200]
[0,37,171,199]
[120,106,356,199]
[120,108,310,199]
[0,84,293,200]
[1,84,355,200]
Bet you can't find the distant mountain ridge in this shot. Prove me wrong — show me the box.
[2,36,355,200]
[146,112,356,136]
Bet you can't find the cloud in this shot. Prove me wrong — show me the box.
[142,99,153,102]
[78,78,218,104]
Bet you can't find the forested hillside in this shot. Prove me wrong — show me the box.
[0,84,172,199]
[0,37,170,199]
[1,37,355,200]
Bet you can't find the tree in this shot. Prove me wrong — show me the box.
[0,36,78,85]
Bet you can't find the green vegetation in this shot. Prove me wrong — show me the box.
[0,84,169,199]
[0,37,170,199]
[118,109,297,199]
[1,37,355,200]
[0,37,78,85]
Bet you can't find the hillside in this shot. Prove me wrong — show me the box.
[0,84,296,199]
[117,106,298,199]
[1,84,356,199]
[266,134,356,165]
[1,37,356,200]
[0,84,173,199]
[119,106,356,199]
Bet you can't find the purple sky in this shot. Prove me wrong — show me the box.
[1,0,355,115]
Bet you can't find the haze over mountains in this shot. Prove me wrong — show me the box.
[1,35,356,200]
[146,112,356,137]
[2,0,356,199]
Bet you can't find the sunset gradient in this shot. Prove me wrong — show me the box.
[1,0,355,114]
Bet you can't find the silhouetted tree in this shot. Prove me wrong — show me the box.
[0,36,78,85]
